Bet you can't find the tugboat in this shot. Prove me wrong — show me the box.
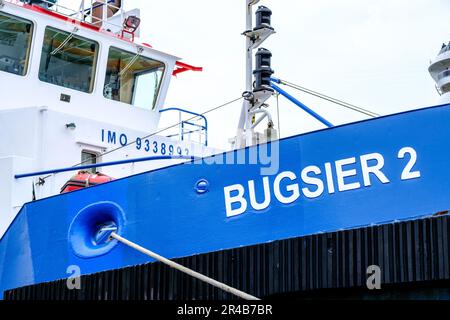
[1,0,450,300]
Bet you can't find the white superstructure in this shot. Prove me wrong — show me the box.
[429,41,450,104]
[0,0,217,238]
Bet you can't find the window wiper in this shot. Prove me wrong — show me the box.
[118,47,144,77]
[51,27,79,56]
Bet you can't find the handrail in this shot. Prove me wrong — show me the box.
[10,0,126,31]
[15,155,197,179]
[182,120,205,128]
[159,107,208,146]
[70,0,115,17]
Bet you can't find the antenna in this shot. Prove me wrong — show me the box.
[233,0,276,149]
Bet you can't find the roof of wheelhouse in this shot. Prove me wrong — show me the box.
[2,0,181,62]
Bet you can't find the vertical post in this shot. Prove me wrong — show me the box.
[244,0,253,146]
[80,1,85,21]
[181,122,184,142]
[37,107,48,192]
[237,0,255,148]
[245,1,253,103]
[178,111,182,142]
[120,0,125,30]
[90,0,94,23]
[102,0,108,24]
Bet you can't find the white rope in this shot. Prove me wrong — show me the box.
[110,232,261,301]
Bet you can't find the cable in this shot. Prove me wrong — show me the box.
[274,78,380,118]
[110,232,260,300]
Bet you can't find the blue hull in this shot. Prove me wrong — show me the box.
[1,103,450,297]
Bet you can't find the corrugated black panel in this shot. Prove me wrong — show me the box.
[5,213,450,300]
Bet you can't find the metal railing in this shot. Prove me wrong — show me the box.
[6,0,126,32]
[159,108,208,146]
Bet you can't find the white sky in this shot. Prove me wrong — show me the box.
[66,0,450,150]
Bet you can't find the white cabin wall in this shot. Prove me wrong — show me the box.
[0,156,35,239]
[1,106,218,199]
[0,107,40,159]
[0,3,178,133]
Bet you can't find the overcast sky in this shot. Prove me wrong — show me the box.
[66,1,450,150]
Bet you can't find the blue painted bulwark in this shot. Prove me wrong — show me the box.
[6,214,450,300]
[1,104,450,297]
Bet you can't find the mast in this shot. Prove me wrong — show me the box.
[235,0,276,149]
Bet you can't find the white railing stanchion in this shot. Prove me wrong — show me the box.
[102,0,107,27]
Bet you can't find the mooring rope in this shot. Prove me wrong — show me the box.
[110,232,260,301]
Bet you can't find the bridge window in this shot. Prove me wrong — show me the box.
[104,47,165,110]
[39,27,98,93]
[0,12,33,76]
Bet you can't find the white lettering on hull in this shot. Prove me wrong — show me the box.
[224,147,421,218]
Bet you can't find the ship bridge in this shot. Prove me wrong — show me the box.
[429,41,450,103]
[0,0,201,131]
